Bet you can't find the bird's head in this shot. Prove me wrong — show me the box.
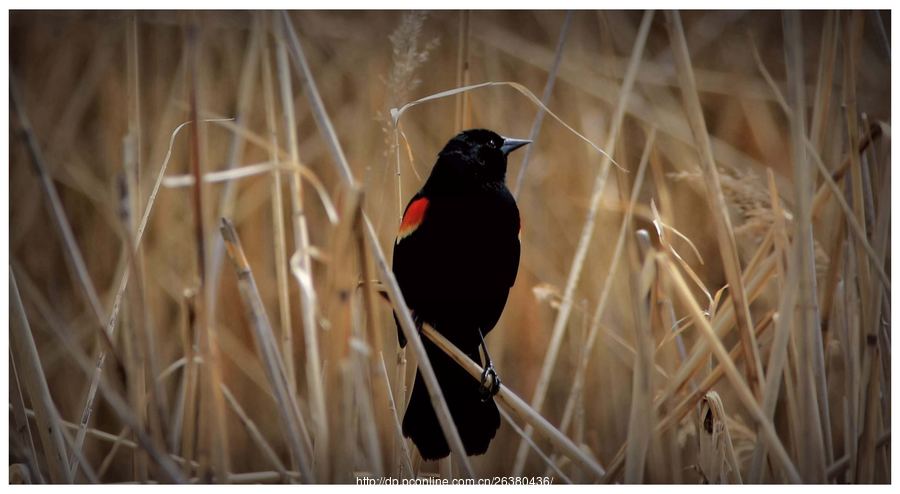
[433,128,531,185]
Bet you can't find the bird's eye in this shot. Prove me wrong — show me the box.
[486,140,498,149]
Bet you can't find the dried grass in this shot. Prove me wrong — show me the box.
[8,10,890,484]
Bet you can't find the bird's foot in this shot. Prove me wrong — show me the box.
[478,364,501,401]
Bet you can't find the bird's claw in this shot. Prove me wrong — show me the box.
[478,364,501,401]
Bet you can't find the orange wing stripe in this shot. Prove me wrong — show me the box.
[397,197,429,241]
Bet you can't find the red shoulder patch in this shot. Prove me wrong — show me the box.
[397,197,429,242]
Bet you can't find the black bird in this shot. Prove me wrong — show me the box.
[392,128,530,460]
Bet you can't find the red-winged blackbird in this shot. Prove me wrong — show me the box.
[392,128,530,460]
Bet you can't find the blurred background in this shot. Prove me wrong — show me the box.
[8,10,891,483]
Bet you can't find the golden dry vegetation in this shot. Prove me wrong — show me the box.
[8,10,891,484]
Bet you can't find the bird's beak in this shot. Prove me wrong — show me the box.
[500,137,532,155]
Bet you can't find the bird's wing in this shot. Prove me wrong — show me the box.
[391,192,430,347]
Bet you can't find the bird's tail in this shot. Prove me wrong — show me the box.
[402,340,500,461]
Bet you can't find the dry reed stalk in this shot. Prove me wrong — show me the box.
[160,159,340,226]
[859,151,890,486]
[278,12,354,185]
[858,115,878,236]
[454,10,471,131]
[868,163,891,432]
[334,361,357,483]
[811,123,884,218]
[810,154,890,279]
[513,10,573,196]
[333,195,386,479]
[9,348,45,483]
[648,260,693,415]
[13,404,200,472]
[112,471,303,484]
[750,33,889,291]
[354,197,394,469]
[7,264,81,372]
[623,237,656,483]
[219,218,314,482]
[318,184,364,481]
[9,75,123,377]
[393,121,404,221]
[828,430,891,480]
[379,353,414,477]
[10,271,71,483]
[657,255,801,482]
[643,232,681,484]
[123,17,164,478]
[274,27,329,474]
[512,10,654,474]
[809,12,839,154]
[209,471,301,483]
[648,154,690,372]
[420,324,607,480]
[97,426,130,479]
[259,20,296,398]
[856,341,882,483]
[186,24,230,481]
[843,12,874,327]
[747,245,799,481]
[782,12,828,481]
[749,174,797,474]
[58,425,100,483]
[220,384,291,482]
[665,10,764,398]
[119,157,170,482]
[497,407,573,484]
[206,15,263,316]
[123,13,164,427]
[767,176,787,329]
[127,14,142,203]
[782,312,806,475]
[820,216,846,366]
[215,326,287,403]
[177,290,200,478]
[841,13,882,483]
[120,260,148,482]
[840,250,861,483]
